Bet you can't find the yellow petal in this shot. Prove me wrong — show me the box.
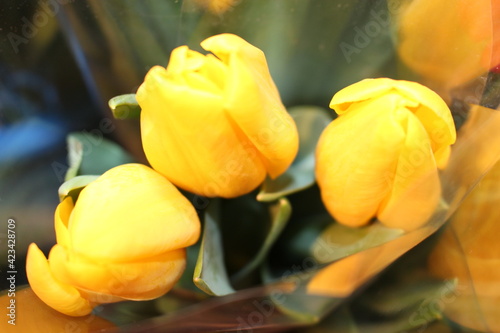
[48,245,125,304]
[166,46,223,94]
[316,94,407,227]
[202,33,299,179]
[378,110,441,230]
[68,164,200,262]
[50,244,186,301]
[329,78,401,114]
[138,65,267,198]
[54,196,73,249]
[47,245,74,286]
[392,80,456,165]
[26,243,93,317]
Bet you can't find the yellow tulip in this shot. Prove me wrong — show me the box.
[316,78,456,231]
[428,146,500,332]
[397,0,500,92]
[136,33,298,198]
[26,163,200,316]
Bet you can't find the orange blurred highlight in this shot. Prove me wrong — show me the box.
[0,287,115,333]
[428,105,500,332]
[308,226,433,297]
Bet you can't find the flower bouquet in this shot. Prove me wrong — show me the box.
[2,0,500,332]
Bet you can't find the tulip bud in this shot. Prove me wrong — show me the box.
[316,78,456,230]
[136,33,298,198]
[26,163,200,316]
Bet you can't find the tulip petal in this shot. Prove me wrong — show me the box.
[378,110,441,230]
[53,248,186,301]
[392,80,456,164]
[166,46,221,95]
[26,243,93,317]
[202,33,299,179]
[138,66,267,198]
[48,245,125,304]
[54,196,73,249]
[329,78,400,114]
[316,94,407,227]
[68,164,200,262]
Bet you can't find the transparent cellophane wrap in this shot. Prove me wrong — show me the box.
[2,0,500,332]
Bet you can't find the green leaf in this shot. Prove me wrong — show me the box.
[174,234,212,297]
[58,175,100,202]
[310,220,404,264]
[108,94,141,119]
[272,214,404,269]
[193,201,235,296]
[64,132,135,181]
[65,134,85,181]
[257,106,332,202]
[231,198,292,283]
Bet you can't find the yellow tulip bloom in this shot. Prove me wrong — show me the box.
[316,78,456,231]
[137,33,298,198]
[397,0,500,92]
[26,164,200,316]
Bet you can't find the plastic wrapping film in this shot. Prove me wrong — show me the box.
[2,0,499,332]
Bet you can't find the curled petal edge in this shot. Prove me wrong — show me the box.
[26,243,93,317]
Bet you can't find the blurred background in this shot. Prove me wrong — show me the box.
[0,1,101,289]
